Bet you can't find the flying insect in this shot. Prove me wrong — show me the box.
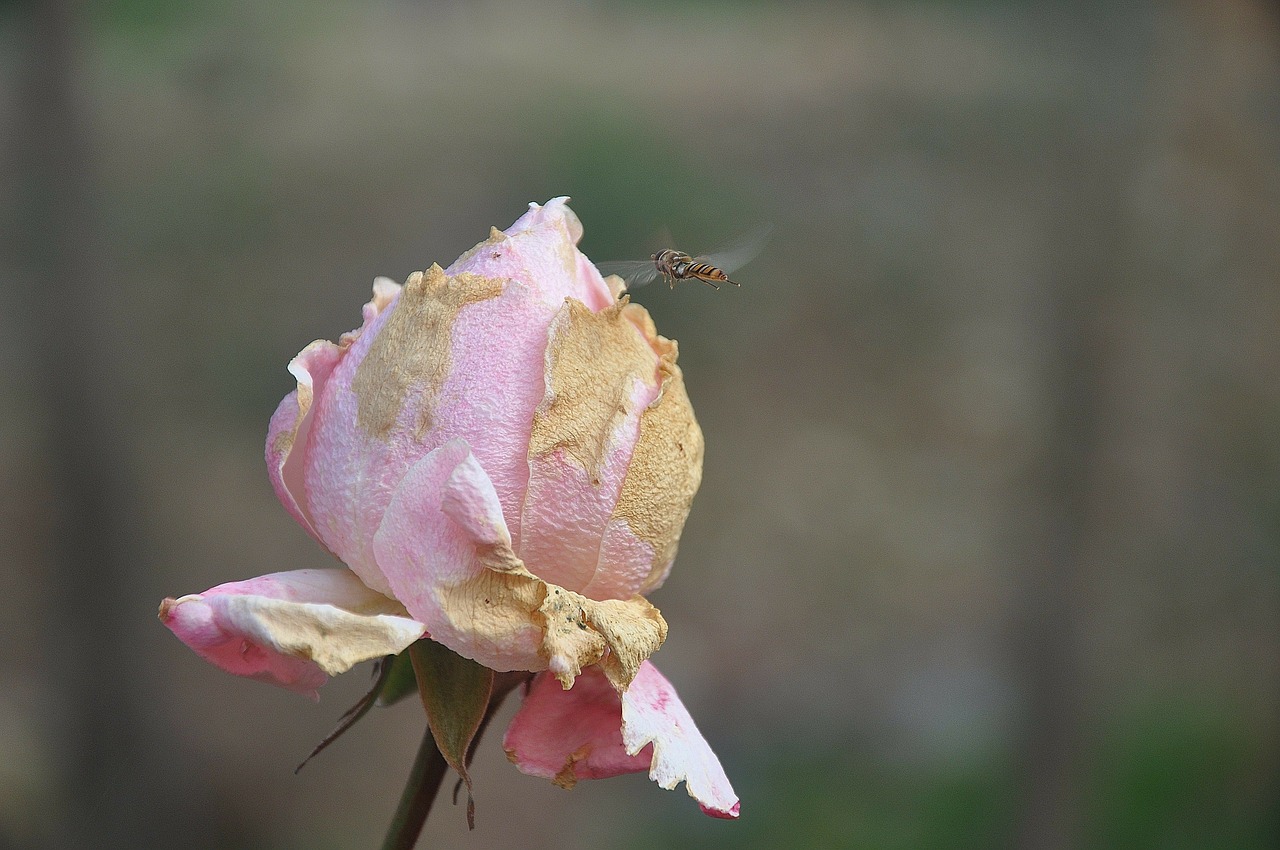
[598,226,769,293]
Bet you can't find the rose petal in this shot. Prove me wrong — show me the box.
[340,276,402,347]
[599,329,703,598]
[158,569,424,699]
[622,661,740,818]
[448,196,615,313]
[517,299,658,596]
[371,439,665,687]
[371,439,545,671]
[421,277,551,551]
[304,267,551,591]
[502,668,651,787]
[520,298,702,601]
[503,662,739,818]
[266,278,403,551]
[266,340,344,549]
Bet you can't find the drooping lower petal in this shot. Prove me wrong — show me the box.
[622,661,739,818]
[158,569,424,699]
[503,663,739,818]
[371,439,665,687]
[502,668,651,787]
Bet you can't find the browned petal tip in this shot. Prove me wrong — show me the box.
[157,597,178,621]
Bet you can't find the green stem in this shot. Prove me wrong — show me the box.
[380,725,449,850]
[380,671,531,846]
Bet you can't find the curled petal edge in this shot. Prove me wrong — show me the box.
[267,340,342,548]
[340,276,403,347]
[267,277,403,549]
[158,568,424,699]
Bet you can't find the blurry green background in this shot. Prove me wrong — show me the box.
[3,0,1278,848]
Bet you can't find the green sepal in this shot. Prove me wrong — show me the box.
[376,648,420,707]
[409,640,494,828]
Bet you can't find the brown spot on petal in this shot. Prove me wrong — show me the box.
[436,536,666,691]
[529,297,659,478]
[553,747,592,789]
[449,225,508,268]
[157,597,178,621]
[271,427,294,458]
[611,312,704,590]
[438,567,546,653]
[352,266,504,440]
[537,584,666,692]
[583,596,668,689]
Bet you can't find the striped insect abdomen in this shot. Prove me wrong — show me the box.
[686,261,730,284]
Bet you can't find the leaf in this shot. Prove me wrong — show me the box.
[376,648,420,707]
[295,655,395,773]
[409,640,494,829]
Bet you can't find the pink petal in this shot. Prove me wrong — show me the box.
[594,516,667,598]
[622,661,740,818]
[158,569,424,699]
[517,299,669,599]
[503,662,740,818]
[340,276,402,347]
[448,196,616,313]
[422,281,551,551]
[266,278,401,551]
[266,340,344,549]
[303,272,553,594]
[503,668,651,786]
[370,439,545,671]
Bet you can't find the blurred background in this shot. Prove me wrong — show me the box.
[2,0,1278,847]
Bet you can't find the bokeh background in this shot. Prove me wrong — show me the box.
[3,0,1279,847]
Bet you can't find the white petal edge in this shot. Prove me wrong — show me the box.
[621,661,740,818]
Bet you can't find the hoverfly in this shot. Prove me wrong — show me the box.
[597,225,770,293]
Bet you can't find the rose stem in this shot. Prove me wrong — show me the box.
[380,672,529,848]
[380,727,448,850]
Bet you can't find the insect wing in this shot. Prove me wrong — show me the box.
[698,224,772,276]
[596,259,662,290]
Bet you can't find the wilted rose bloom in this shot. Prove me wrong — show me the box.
[159,198,738,817]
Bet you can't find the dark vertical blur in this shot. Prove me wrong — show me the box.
[1010,10,1139,846]
[12,1,236,847]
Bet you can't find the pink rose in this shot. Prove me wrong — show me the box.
[159,198,738,817]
